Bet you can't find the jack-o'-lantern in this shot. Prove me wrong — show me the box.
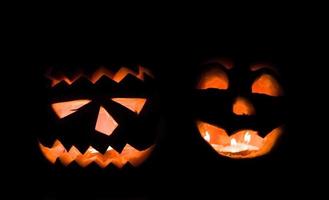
[195,59,284,159]
[37,65,159,168]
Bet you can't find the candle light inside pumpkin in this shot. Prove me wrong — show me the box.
[244,131,251,143]
[203,130,260,154]
[204,131,211,142]
[198,121,282,158]
[220,131,259,153]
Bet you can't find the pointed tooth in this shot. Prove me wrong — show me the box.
[68,146,82,158]
[106,145,114,151]
[52,139,63,147]
[86,146,99,154]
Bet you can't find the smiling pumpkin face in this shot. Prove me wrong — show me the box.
[195,60,284,159]
[38,65,159,168]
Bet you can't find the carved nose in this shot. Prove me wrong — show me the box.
[232,97,255,116]
[95,106,118,136]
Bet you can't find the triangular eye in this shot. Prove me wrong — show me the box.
[197,69,228,90]
[51,99,91,118]
[111,98,147,114]
[251,74,282,96]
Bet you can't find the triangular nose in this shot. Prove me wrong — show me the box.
[95,106,118,136]
[232,97,255,116]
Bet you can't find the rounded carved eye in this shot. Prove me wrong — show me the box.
[197,69,228,90]
[111,98,147,114]
[51,99,91,119]
[251,74,282,96]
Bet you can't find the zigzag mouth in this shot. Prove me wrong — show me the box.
[197,121,282,159]
[39,139,154,168]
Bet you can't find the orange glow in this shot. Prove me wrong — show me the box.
[95,106,118,136]
[47,74,83,88]
[39,140,155,168]
[197,121,282,159]
[232,97,255,116]
[112,98,147,114]
[197,69,229,90]
[48,66,154,87]
[252,74,282,96]
[51,100,91,119]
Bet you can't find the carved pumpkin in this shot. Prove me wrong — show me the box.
[38,65,159,168]
[195,59,284,159]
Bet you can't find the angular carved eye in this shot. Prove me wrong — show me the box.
[51,99,91,119]
[197,69,229,90]
[111,98,147,114]
[251,74,282,96]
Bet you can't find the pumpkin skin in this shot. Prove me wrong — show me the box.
[37,65,159,168]
[194,59,285,159]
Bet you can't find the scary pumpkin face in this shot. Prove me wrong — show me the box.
[195,60,284,159]
[38,65,159,168]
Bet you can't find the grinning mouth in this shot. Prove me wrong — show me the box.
[39,140,154,168]
[197,121,282,159]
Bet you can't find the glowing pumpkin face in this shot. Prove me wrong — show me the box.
[195,60,284,159]
[38,66,159,168]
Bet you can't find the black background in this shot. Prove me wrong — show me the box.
[4,14,322,199]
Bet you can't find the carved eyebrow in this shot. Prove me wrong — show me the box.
[202,58,233,70]
[250,64,278,74]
